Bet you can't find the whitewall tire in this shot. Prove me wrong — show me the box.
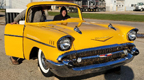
[38,49,52,77]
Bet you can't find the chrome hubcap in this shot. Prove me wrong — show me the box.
[41,53,48,70]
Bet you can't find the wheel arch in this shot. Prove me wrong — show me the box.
[24,40,59,62]
[29,47,39,59]
[28,46,50,60]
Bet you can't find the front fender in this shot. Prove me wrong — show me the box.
[23,24,75,62]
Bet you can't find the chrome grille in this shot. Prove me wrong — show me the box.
[63,44,134,60]
[73,52,126,67]
[58,43,135,67]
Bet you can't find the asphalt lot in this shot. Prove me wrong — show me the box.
[0,12,144,80]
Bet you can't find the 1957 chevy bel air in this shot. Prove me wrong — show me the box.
[4,1,139,77]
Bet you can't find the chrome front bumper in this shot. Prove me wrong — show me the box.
[46,53,134,77]
[46,43,139,77]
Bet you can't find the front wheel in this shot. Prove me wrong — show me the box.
[38,49,52,77]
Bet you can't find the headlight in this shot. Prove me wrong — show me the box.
[57,36,73,51]
[128,29,138,41]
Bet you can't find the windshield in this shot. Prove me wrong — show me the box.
[27,4,81,23]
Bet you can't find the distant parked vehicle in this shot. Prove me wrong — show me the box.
[134,2,144,11]
[56,0,106,12]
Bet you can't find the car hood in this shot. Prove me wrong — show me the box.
[46,22,129,51]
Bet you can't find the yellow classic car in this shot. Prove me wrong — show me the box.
[4,1,139,77]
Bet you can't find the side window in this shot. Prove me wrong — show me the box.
[27,5,52,23]
[27,5,80,23]
[48,6,79,21]
[28,7,45,23]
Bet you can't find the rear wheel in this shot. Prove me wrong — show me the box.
[80,8,83,12]
[69,9,72,13]
[99,8,102,12]
[103,8,106,12]
[96,8,99,12]
[85,8,88,12]
[38,49,52,77]
[93,9,96,12]
[88,8,91,12]
[71,8,74,13]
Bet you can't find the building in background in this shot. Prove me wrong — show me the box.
[6,0,55,9]
[105,0,144,11]
[4,0,144,11]
[0,0,6,9]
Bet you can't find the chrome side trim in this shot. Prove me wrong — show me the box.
[26,37,56,48]
[4,34,56,48]
[57,43,135,61]
[4,34,23,37]
[72,53,133,71]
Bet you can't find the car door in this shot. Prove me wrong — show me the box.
[4,24,24,58]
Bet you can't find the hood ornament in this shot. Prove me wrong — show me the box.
[74,26,82,34]
[108,23,116,31]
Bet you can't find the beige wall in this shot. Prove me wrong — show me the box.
[6,0,55,9]
[6,0,31,9]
